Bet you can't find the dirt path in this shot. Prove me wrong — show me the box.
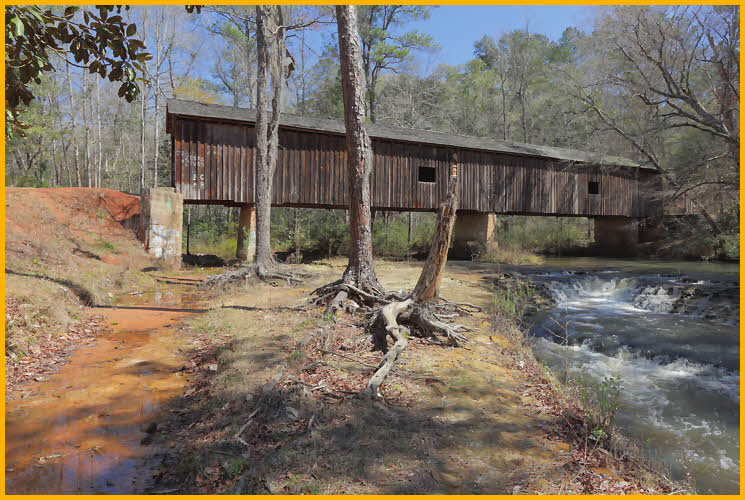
[5,259,675,494]
[146,260,582,494]
[4,283,204,494]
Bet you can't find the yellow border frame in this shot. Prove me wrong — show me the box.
[1,2,742,498]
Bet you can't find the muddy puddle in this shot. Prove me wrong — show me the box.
[5,278,205,494]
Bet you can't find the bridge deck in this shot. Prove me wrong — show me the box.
[166,99,662,218]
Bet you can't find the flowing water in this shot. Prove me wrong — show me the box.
[527,270,739,494]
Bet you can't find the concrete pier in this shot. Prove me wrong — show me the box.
[236,204,256,261]
[453,213,498,256]
[139,187,183,266]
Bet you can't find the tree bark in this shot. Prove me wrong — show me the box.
[82,69,92,188]
[293,207,301,264]
[96,80,102,188]
[65,59,82,187]
[337,5,383,295]
[152,9,163,188]
[253,5,286,267]
[412,160,459,303]
[140,87,146,191]
[407,212,413,246]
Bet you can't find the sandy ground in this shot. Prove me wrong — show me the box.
[146,260,676,494]
[4,188,682,494]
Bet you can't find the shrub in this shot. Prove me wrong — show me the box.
[493,278,537,320]
[499,215,590,254]
[577,375,622,444]
[716,233,739,261]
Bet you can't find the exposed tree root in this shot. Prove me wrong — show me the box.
[435,297,483,314]
[361,299,412,398]
[360,297,472,399]
[311,279,389,315]
[198,261,309,290]
[409,304,470,346]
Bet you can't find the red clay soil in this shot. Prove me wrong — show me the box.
[5,188,147,394]
[5,188,140,265]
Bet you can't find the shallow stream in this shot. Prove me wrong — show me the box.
[4,283,204,494]
[526,268,739,494]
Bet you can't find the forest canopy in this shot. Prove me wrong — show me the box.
[4,5,739,257]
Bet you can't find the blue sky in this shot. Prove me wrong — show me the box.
[292,5,595,72]
[199,6,596,95]
[408,5,594,66]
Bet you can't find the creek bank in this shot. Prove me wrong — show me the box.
[4,283,206,494]
[4,297,112,395]
[497,266,739,494]
[148,260,687,494]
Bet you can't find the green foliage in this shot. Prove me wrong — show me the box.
[224,457,246,478]
[372,212,435,259]
[357,6,437,74]
[499,216,591,254]
[94,239,115,252]
[5,5,150,137]
[493,279,537,320]
[578,376,622,444]
[715,233,740,261]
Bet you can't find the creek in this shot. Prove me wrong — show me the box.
[4,285,204,494]
[524,265,739,494]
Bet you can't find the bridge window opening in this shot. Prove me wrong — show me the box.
[588,181,600,195]
[418,165,436,183]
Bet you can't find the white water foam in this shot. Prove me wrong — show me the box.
[531,273,740,493]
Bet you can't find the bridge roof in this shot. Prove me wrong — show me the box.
[166,99,653,171]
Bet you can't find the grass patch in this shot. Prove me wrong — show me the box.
[477,245,544,266]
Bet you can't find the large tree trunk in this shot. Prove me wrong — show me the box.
[337,5,383,295]
[253,5,286,267]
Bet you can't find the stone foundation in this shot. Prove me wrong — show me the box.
[453,213,498,258]
[139,187,183,266]
[236,204,256,261]
[593,216,639,256]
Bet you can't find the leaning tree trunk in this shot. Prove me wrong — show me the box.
[412,159,459,304]
[362,160,463,399]
[337,5,383,295]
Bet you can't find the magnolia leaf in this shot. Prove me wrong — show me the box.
[10,17,24,37]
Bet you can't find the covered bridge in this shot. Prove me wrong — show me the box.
[151,99,662,261]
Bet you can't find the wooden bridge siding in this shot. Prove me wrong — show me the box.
[170,116,658,217]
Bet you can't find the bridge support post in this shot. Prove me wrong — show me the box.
[236,204,256,261]
[593,216,639,256]
[138,187,183,267]
[453,213,498,258]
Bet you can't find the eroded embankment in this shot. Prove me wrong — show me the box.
[5,188,159,391]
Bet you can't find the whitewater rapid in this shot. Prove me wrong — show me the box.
[527,271,740,494]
